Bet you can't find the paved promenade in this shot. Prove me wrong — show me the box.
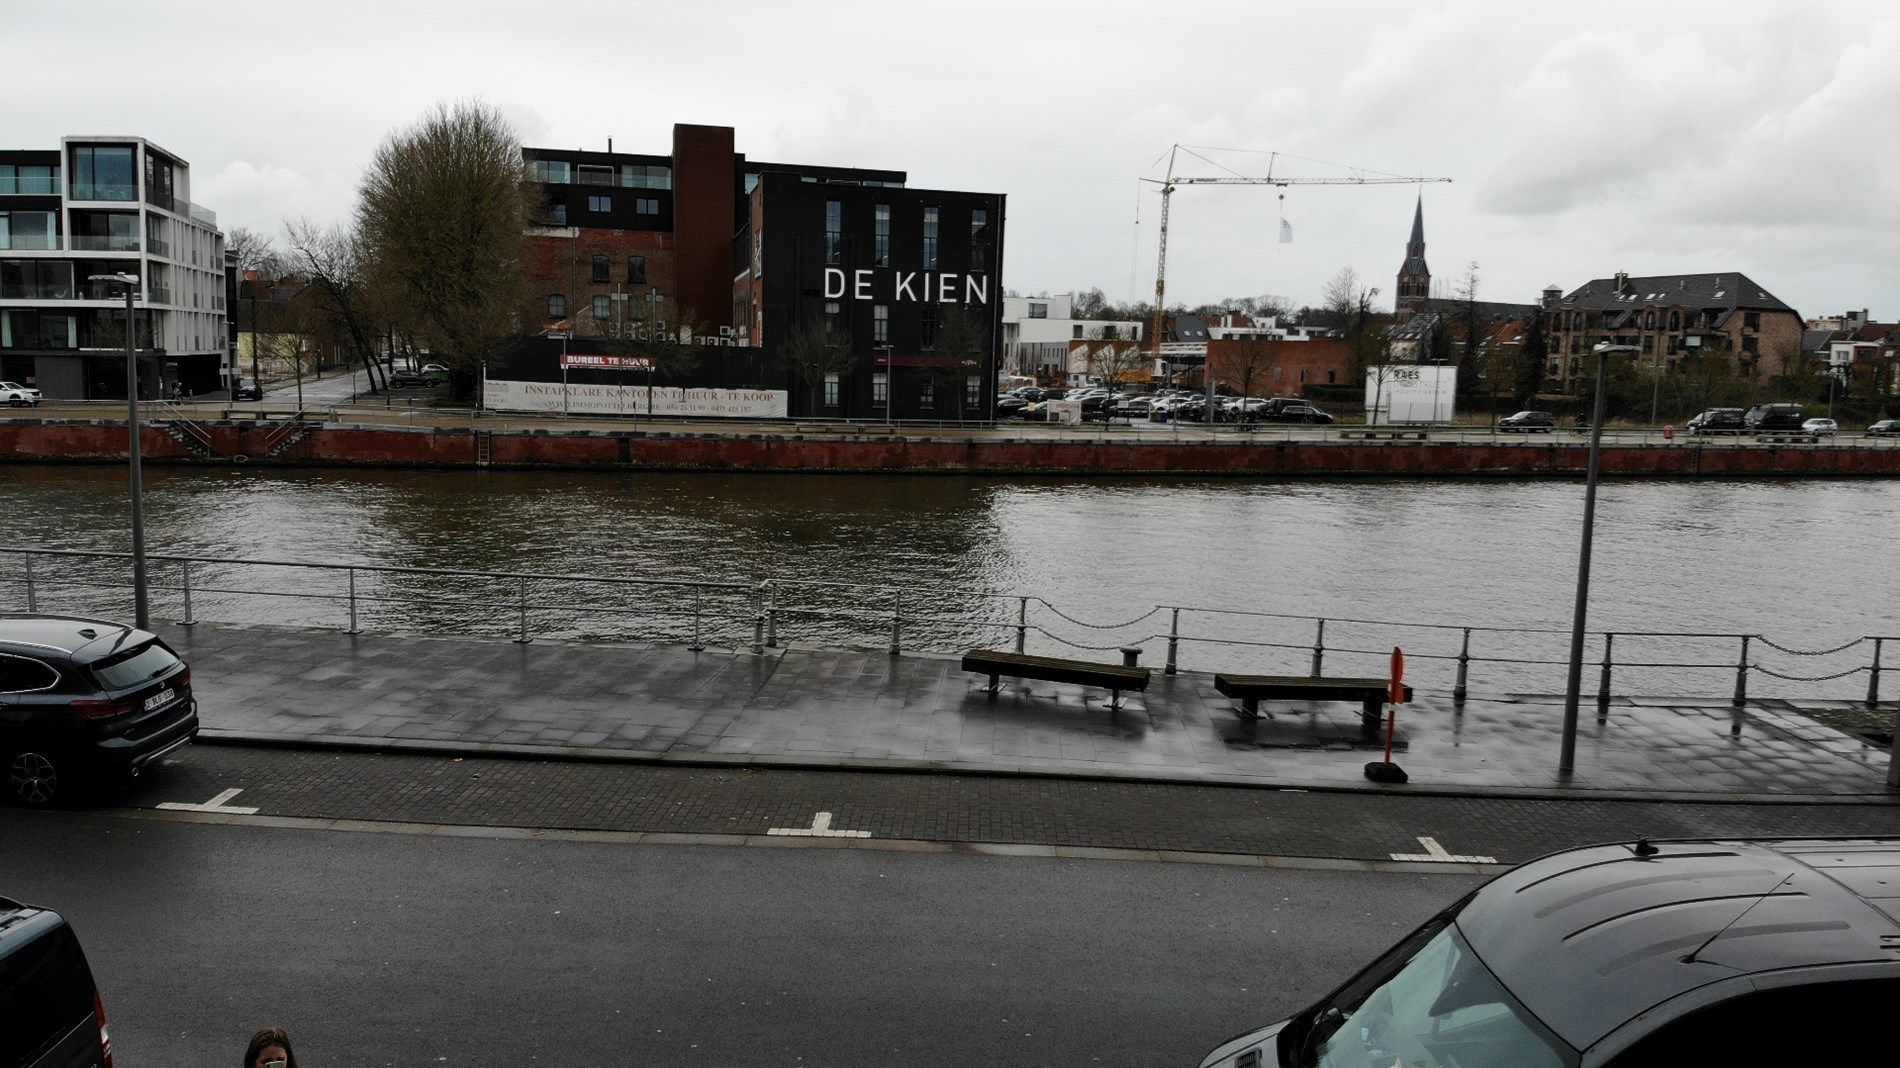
[161,623,1898,798]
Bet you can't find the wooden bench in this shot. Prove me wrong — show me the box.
[962,649,1151,710]
[1214,674,1414,731]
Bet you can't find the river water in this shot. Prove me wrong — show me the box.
[1,465,1894,700]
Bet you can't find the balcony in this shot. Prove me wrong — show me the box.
[0,283,76,300]
[0,175,60,195]
[70,183,137,202]
[145,237,171,258]
[145,287,173,304]
[0,234,60,251]
[69,234,141,252]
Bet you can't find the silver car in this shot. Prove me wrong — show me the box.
[0,381,42,408]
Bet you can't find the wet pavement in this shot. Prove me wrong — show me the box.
[161,623,1900,797]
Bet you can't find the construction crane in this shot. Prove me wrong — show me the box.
[1140,144,1451,370]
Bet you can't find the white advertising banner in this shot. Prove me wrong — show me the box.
[485,378,789,419]
[1364,365,1458,424]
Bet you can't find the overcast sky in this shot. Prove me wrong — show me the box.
[9,0,1895,317]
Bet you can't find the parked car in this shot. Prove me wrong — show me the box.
[1744,402,1805,432]
[994,395,1029,417]
[230,378,264,402]
[1497,410,1556,433]
[1870,418,1900,437]
[1684,407,1745,435]
[389,368,439,389]
[0,381,43,408]
[1199,837,1900,1068]
[1109,396,1154,418]
[1260,403,1334,425]
[1801,417,1838,437]
[0,895,113,1066]
[419,362,449,375]
[1,614,199,806]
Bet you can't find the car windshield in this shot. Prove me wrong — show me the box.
[1294,924,1572,1068]
[91,641,182,690]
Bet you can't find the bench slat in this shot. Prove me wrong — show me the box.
[962,649,1150,691]
[1214,673,1413,702]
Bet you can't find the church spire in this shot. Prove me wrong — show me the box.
[1396,195,1431,315]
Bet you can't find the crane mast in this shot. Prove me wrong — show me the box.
[1142,145,1452,372]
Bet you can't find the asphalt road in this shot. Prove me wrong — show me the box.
[0,810,1478,1066]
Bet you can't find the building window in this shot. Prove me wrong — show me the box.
[872,372,888,405]
[628,256,646,284]
[923,206,939,268]
[577,165,614,186]
[1072,324,1084,339]
[1668,310,1680,330]
[0,164,59,196]
[971,208,990,271]
[593,295,611,319]
[591,255,611,283]
[1641,336,1653,354]
[530,159,571,184]
[547,294,566,319]
[825,300,842,334]
[965,375,981,407]
[921,306,937,349]
[0,211,58,251]
[1028,302,1047,319]
[635,198,660,215]
[823,372,840,407]
[825,201,842,265]
[1742,336,1758,354]
[1744,311,1760,331]
[920,376,935,406]
[547,202,567,226]
[619,164,671,190]
[873,304,889,344]
[70,145,137,201]
[587,195,611,213]
[874,204,890,267]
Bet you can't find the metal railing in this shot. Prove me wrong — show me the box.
[2,546,1892,713]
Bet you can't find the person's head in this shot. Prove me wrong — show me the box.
[244,1027,298,1068]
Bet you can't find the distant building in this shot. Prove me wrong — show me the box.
[1001,293,1142,381]
[1385,297,1540,363]
[1394,196,1431,316]
[1543,271,1802,390]
[1,137,228,398]
[1204,335,1355,395]
[522,124,1004,420]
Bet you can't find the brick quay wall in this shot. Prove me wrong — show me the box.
[3,419,1898,478]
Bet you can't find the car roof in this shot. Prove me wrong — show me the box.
[1457,838,1900,1051]
[0,614,148,661]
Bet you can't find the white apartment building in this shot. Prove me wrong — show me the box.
[1,137,228,398]
[1001,293,1143,380]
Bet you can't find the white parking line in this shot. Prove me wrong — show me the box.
[766,811,870,838]
[155,787,260,815]
[1390,836,1496,864]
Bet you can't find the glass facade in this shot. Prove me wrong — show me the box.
[620,164,671,190]
[530,159,572,183]
[874,204,890,266]
[873,304,888,343]
[0,164,59,195]
[70,145,137,201]
[923,207,939,268]
[825,201,842,265]
[0,260,75,299]
[0,212,58,250]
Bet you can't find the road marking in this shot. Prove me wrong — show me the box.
[1390,836,1496,864]
[155,787,260,815]
[766,811,870,838]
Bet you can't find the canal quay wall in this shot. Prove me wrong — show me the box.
[3,418,1899,478]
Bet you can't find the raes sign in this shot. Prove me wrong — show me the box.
[823,268,991,305]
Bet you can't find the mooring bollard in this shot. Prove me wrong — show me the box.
[1596,632,1614,719]
[1120,646,1141,668]
[1732,634,1750,707]
[1015,596,1028,654]
[1868,638,1885,709]
[1310,618,1326,676]
[347,567,360,634]
[764,583,779,647]
[515,576,529,644]
[751,585,765,655]
[1452,627,1471,703]
[1165,608,1180,675]
[889,594,902,657]
[180,560,196,626]
[22,552,35,612]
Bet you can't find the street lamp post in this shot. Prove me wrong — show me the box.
[90,272,149,629]
[1559,342,1638,776]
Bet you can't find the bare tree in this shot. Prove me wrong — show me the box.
[782,314,856,416]
[357,100,535,402]
[924,304,992,423]
[225,226,283,393]
[1220,335,1282,415]
[631,296,705,420]
[283,218,387,396]
[1084,340,1149,420]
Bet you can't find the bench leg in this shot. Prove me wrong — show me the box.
[1109,687,1122,712]
[988,673,999,696]
[1241,697,1260,720]
[1361,698,1384,737]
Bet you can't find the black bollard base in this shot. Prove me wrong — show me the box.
[1363,761,1409,784]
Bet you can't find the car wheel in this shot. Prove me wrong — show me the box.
[5,749,67,807]
[7,398,23,408]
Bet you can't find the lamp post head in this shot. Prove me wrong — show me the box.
[88,272,140,285]
[1592,342,1639,357]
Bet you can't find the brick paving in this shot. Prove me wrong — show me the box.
[159,623,1899,797]
[113,747,1900,864]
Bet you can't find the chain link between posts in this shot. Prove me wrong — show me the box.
[1751,635,1867,657]
[1749,663,1870,683]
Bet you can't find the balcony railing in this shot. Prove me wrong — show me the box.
[0,176,60,195]
[145,237,171,258]
[145,287,173,305]
[68,234,141,252]
[70,184,137,202]
[0,283,76,299]
[0,234,60,251]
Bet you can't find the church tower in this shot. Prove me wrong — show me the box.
[1395,196,1431,316]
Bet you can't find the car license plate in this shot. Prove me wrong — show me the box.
[144,688,174,711]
